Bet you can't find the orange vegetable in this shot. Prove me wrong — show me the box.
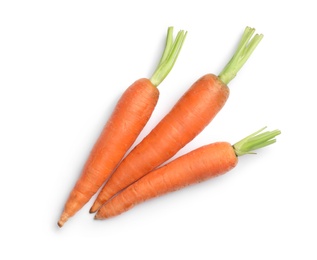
[95,127,281,219]
[58,27,187,227]
[90,26,263,213]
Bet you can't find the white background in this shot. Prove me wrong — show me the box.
[1,0,316,259]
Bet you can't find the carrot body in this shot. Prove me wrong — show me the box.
[95,127,281,219]
[58,27,187,227]
[95,142,237,219]
[90,74,229,212]
[91,27,263,213]
[58,79,159,227]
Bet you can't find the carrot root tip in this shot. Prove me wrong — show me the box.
[94,214,102,220]
[57,213,69,228]
[89,207,97,214]
[89,202,101,213]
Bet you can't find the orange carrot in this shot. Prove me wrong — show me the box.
[90,26,263,213]
[57,27,187,227]
[95,127,281,219]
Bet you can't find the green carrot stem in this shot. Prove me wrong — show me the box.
[218,26,264,85]
[233,127,281,157]
[157,27,174,67]
[150,27,187,87]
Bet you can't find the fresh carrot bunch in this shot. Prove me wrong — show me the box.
[90,26,265,212]
[58,26,280,227]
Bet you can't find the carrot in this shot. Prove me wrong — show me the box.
[95,127,281,219]
[90,26,263,213]
[57,27,187,227]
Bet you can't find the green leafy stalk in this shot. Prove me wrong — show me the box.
[233,127,281,157]
[150,27,187,87]
[218,27,264,85]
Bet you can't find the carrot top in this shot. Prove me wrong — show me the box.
[218,27,264,85]
[150,27,187,87]
[233,127,281,157]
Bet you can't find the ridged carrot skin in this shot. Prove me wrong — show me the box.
[91,27,263,213]
[95,127,281,219]
[95,142,237,219]
[90,74,229,212]
[58,27,187,227]
[58,79,159,227]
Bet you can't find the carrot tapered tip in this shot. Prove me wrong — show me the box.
[57,213,69,228]
[89,202,101,214]
[94,213,102,220]
[89,207,97,214]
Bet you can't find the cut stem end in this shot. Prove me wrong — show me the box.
[233,127,281,157]
[218,26,263,85]
[150,27,187,87]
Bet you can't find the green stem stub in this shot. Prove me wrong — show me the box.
[233,127,281,157]
[218,27,264,85]
[150,27,187,87]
